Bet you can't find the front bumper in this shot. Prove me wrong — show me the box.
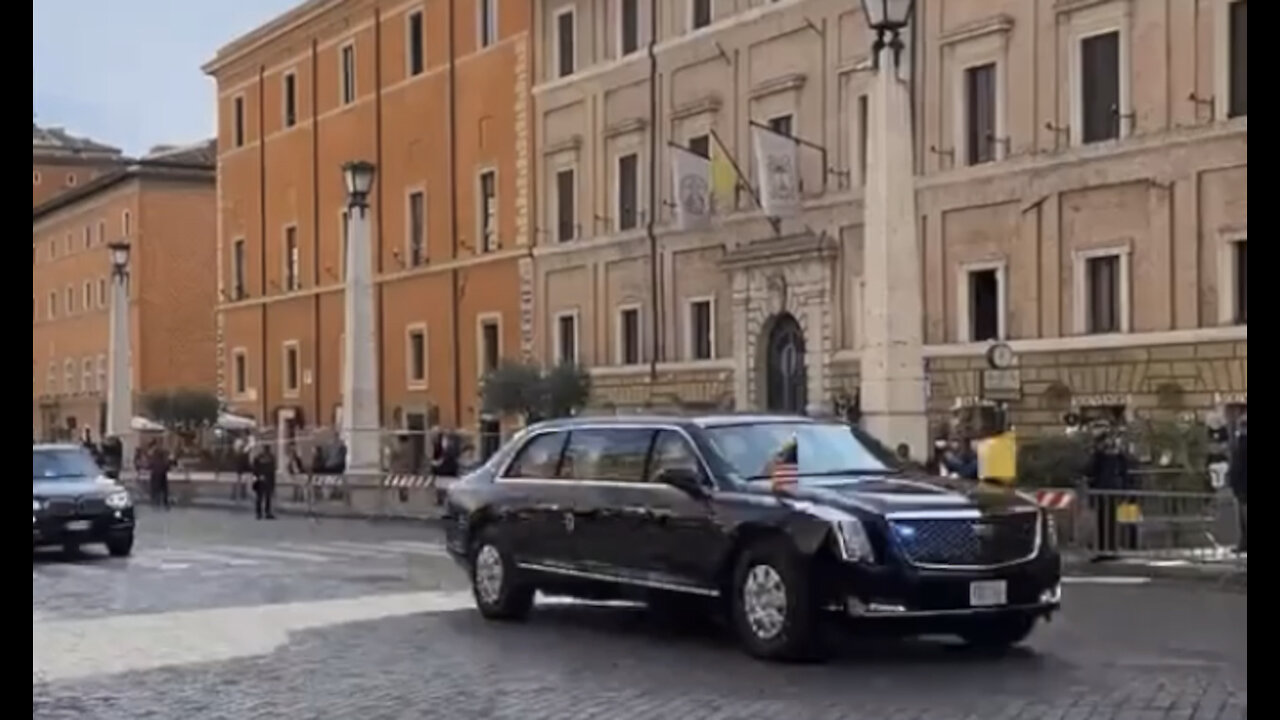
[825,549,1062,620]
[33,508,135,546]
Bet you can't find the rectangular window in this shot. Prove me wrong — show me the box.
[340,209,350,279]
[97,220,106,245]
[479,170,497,251]
[1233,239,1247,324]
[618,306,640,365]
[857,94,869,186]
[81,357,93,392]
[688,299,714,360]
[480,319,501,374]
[283,72,298,128]
[48,291,57,319]
[616,153,638,231]
[97,278,107,308]
[768,114,793,137]
[47,362,57,393]
[233,96,245,147]
[232,238,247,299]
[83,226,91,249]
[479,0,497,48]
[692,0,712,30]
[82,281,92,311]
[64,360,75,393]
[408,190,426,265]
[967,268,1000,342]
[407,326,427,386]
[283,342,300,395]
[555,8,575,78]
[619,0,639,56]
[284,226,300,290]
[407,10,425,77]
[1228,0,1247,118]
[964,63,997,165]
[65,286,74,314]
[340,44,357,105]
[556,312,578,365]
[555,168,576,242]
[688,134,710,159]
[1080,31,1120,143]
[122,210,132,237]
[233,350,248,395]
[95,355,106,392]
[1085,255,1121,334]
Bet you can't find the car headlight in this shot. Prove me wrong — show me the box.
[1042,511,1058,549]
[33,498,43,512]
[832,518,875,563]
[105,491,132,510]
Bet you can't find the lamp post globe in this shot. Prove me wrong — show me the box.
[860,0,915,31]
[108,241,131,277]
[342,160,377,210]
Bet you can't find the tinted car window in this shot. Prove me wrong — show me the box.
[504,431,568,478]
[34,448,101,480]
[705,422,889,480]
[561,428,654,483]
[647,430,704,483]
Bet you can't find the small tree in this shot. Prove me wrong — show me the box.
[479,360,592,423]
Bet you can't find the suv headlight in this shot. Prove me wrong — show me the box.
[832,518,875,563]
[33,498,43,512]
[1042,511,1058,549]
[106,491,132,510]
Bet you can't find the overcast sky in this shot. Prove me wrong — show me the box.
[33,0,300,155]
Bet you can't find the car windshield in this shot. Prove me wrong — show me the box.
[33,448,101,480]
[705,422,891,481]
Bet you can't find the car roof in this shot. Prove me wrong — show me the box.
[33,443,86,452]
[528,413,824,432]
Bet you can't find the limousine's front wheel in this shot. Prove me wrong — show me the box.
[730,538,820,662]
[470,527,534,621]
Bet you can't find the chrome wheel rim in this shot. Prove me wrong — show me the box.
[474,544,504,605]
[742,564,787,641]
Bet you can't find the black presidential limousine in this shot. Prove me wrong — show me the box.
[443,414,1061,661]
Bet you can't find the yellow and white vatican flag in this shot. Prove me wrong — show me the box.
[751,123,801,218]
[669,143,713,231]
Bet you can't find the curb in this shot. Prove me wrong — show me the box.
[1063,555,1247,589]
[163,496,446,526]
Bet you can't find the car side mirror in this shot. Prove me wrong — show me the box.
[656,467,708,498]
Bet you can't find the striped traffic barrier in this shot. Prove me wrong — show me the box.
[1034,488,1077,510]
[383,475,434,488]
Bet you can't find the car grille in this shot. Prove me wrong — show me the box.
[77,497,109,515]
[890,512,1039,567]
[45,499,77,517]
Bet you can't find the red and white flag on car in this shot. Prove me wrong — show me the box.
[770,435,799,491]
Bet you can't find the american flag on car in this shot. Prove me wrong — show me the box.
[770,435,799,491]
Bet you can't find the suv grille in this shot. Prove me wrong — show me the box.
[77,497,109,515]
[45,499,77,517]
[890,512,1039,567]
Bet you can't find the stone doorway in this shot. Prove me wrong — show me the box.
[763,312,807,414]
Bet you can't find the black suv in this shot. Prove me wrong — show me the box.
[34,444,136,556]
[443,415,1061,661]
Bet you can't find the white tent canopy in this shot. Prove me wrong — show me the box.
[130,416,165,432]
[216,412,257,430]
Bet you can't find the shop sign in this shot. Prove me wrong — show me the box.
[981,368,1022,401]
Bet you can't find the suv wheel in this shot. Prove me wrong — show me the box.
[470,527,534,621]
[105,534,134,558]
[957,613,1037,651]
[729,538,821,661]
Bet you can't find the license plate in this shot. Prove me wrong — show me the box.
[64,520,92,532]
[969,580,1008,607]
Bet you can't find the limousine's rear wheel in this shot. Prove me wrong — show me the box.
[730,538,820,662]
[470,527,533,621]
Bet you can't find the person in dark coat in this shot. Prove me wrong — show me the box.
[148,442,172,509]
[1229,417,1247,554]
[430,431,460,479]
[1087,427,1135,559]
[942,439,979,480]
[99,436,123,481]
[251,445,277,520]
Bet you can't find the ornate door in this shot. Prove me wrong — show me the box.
[765,313,807,414]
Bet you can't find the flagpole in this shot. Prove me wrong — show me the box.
[645,4,660,382]
[709,129,780,235]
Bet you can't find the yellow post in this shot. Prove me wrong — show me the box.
[976,431,1017,485]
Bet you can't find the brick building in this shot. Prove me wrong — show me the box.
[203,0,532,443]
[531,0,1246,433]
[33,123,126,208]
[32,144,219,441]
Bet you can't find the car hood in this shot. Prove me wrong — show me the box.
[33,476,122,499]
[746,475,1036,516]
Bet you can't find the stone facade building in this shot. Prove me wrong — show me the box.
[531,0,1246,433]
[32,145,218,441]
[203,0,534,444]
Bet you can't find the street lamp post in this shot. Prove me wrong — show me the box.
[858,0,928,458]
[340,160,381,473]
[105,242,133,454]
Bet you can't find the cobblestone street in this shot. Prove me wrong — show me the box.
[33,508,1247,719]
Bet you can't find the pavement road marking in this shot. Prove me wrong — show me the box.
[382,540,450,556]
[32,590,475,683]
[1061,575,1152,585]
[340,540,450,557]
[153,549,263,567]
[279,541,395,559]
[201,544,333,563]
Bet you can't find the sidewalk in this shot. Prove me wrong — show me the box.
[1062,549,1247,588]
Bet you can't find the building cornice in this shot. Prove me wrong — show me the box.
[201,0,345,76]
[33,162,214,225]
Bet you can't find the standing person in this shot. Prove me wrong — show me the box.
[99,436,123,481]
[148,441,172,509]
[942,438,979,480]
[251,445,277,520]
[431,431,460,479]
[1087,425,1133,560]
[1228,416,1247,554]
